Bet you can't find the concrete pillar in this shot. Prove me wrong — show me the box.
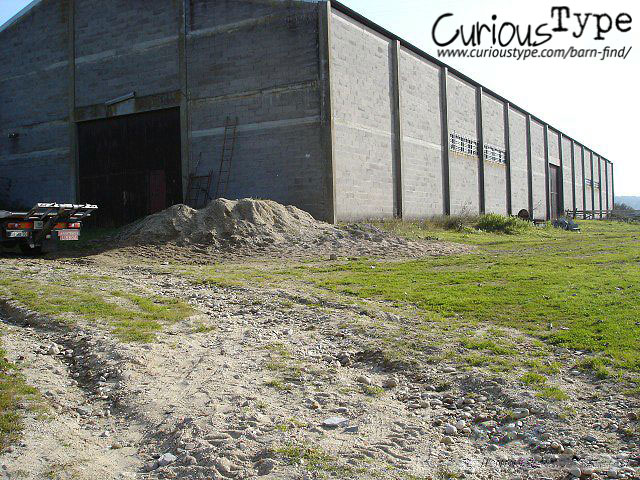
[503,103,512,216]
[604,159,610,214]
[597,157,603,218]
[581,146,586,218]
[558,132,565,215]
[476,87,485,215]
[543,124,551,220]
[526,115,534,217]
[178,0,190,202]
[318,1,336,223]
[590,150,595,218]
[570,140,576,216]
[67,0,77,202]
[440,67,451,216]
[611,163,615,211]
[390,40,404,218]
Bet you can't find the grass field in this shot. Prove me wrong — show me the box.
[195,220,640,393]
[0,276,193,342]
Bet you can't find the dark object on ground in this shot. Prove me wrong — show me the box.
[517,209,531,221]
[553,217,581,232]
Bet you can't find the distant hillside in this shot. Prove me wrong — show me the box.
[616,196,640,209]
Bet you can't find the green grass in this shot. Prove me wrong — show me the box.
[521,372,548,386]
[300,221,639,374]
[0,337,44,451]
[275,443,356,476]
[189,220,640,390]
[0,276,194,342]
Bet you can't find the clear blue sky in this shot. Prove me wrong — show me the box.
[1,0,638,196]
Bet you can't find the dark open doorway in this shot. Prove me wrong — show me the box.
[549,164,562,220]
[77,108,182,227]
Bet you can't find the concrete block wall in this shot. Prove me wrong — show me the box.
[447,74,479,215]
[561,136,573,211]
[548,130,560,167]
[482,93,507,215]
[607,162,614,209]
[326,3,614,223]
[574,143,585,212]
[585,151,593,213]
[508,108,529,214]
[0,0,73,208]
[329,9,395,220]
[74,0,180,108]
[398,48,443,218]
[187,0,326,219]
[595,155,602,216]
[529,120,547,219]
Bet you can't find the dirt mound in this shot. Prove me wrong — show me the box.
[114,198,473,260]
[118,198,339,248]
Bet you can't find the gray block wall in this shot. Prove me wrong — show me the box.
[187,0,326,219]
[0,0,73,208]
[447,74,479,215]
[509,109,529,214]
[561,136,573,211]
[574,143,585,212]
[74,0,180,108]
[398,48,443,218]
[607,162,614,209]
[482,93,507,215]
[548,130,560,167]
[330,9,395,220]
[529,121,547,219]
[585,151,593,212]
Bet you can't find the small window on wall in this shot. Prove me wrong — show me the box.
[449,132,478,157]
[586,179,593,187]
[483,144,507,164]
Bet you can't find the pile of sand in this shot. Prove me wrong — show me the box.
[118,198,340,248]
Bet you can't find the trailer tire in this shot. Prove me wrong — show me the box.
[19,242,43,256]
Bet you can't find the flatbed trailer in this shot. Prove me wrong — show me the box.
[0,203,98,254]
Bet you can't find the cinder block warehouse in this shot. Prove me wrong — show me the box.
[0,0,614,226]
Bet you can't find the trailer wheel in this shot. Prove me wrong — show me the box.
[19,242,43,256]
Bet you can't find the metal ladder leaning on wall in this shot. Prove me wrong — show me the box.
[185,153,214,209]
[214,117,239,199]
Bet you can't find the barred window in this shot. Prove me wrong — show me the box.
[483,144,507,164]
[449,132,478,157]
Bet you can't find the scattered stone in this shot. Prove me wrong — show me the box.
[382,377,398,389]
[215,457,235,475]
[569,466,582,478]
[184,455,197,466]
[257,459,276,476]
[47,345,60,355]
[444,424,458,435]
[356,375,372,386]
[513,408,530,419]
[323,416,349,428]
[441,436,454,445]
[144,461,159,472]
[158,453,177,467]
